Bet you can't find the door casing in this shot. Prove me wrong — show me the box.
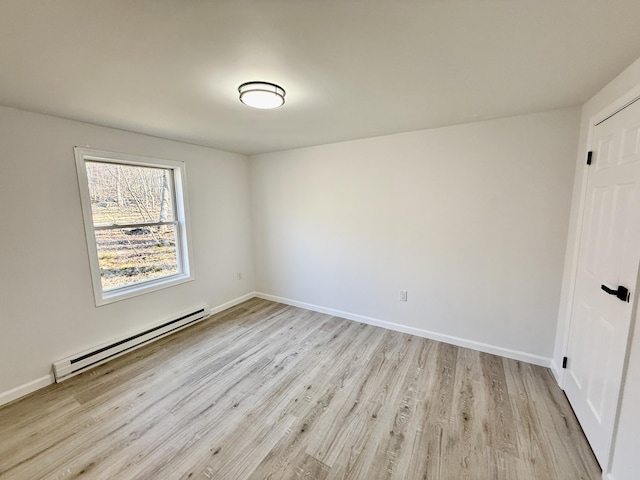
[558,85,640,476]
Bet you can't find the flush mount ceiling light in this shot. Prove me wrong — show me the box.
[238,81,285,109]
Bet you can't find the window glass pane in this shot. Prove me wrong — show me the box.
[95,225,179,291]
[86,162,174,226]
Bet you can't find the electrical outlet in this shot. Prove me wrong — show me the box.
[236,272,242,281]
[399,290,407,302]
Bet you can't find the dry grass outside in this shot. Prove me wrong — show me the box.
[93,205,179,290]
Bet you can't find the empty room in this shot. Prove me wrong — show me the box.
[2,1,640,479]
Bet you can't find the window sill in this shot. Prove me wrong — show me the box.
[96,273,194,307]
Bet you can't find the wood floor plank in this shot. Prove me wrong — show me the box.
[0,299,601,480]
[480,352,519,458]
[402,342,458,479]
[282,452,330,480]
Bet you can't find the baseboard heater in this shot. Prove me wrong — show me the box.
[52,305,211,383]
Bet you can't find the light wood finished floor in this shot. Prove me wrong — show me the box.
[0,299,600,480]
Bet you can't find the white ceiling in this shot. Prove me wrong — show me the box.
[1,1,640,155]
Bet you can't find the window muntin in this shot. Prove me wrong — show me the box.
[75,148,193,305]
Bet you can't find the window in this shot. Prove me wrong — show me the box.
[75,148,193,306]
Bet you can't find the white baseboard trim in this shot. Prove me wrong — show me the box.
[550,360,563,386]
[209,292,256,316]
[255,292,552,368]
[0,292,257,407]
[0,374,54,407]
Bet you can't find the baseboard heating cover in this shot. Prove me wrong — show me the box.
[52,305,211,382]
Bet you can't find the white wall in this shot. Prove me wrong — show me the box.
[553,55,640,480]
[0,106,255,402]
[251,108,579,363]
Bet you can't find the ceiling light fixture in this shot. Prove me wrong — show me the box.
[238,81,285,109]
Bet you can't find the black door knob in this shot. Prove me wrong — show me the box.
[601,284,630,302]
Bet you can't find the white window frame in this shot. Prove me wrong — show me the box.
[74,147,194,306]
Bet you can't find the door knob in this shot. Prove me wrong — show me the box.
[601,284,630,302]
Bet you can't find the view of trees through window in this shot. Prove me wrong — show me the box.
[86,161,179,291]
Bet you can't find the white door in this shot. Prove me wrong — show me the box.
[565,98,640,467]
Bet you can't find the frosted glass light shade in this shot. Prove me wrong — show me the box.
[238,81,285,109]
